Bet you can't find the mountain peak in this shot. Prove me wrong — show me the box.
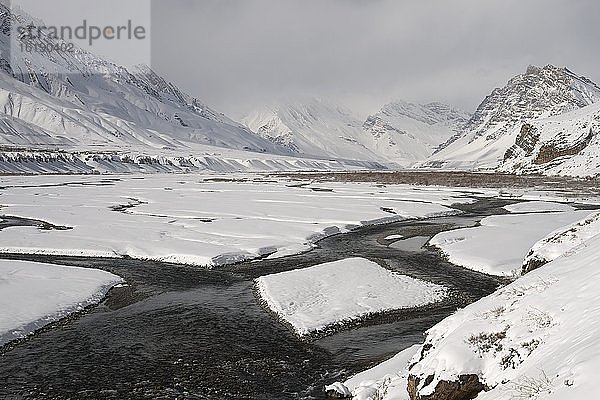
[525,63,563,74]
[462,65,600,142]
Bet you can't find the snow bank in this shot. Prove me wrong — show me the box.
[0,260,123,346]
[409,233,600,400]
[326,344,420,400]
[429,209,593,276]
[255,258,446,336]
[503,201,574,213]
[522,211,600,273]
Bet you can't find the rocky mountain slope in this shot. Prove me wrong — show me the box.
[424,65,600,172]
[500,101,600,176]
[243,99,469,165]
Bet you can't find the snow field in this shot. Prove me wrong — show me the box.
[0,174,467,267]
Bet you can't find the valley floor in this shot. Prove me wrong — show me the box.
[1,172,599,399]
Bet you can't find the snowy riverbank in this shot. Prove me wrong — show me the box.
[327,202,600,400]
[0,260,123,346]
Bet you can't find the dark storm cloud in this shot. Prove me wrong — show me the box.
[151,0,600,118]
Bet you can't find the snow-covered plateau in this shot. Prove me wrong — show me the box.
[255,258,447,336]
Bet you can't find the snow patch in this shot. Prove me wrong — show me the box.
[326,344,420,400]
[255,258,446,336]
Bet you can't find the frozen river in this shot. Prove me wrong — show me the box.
[0,198,509,399]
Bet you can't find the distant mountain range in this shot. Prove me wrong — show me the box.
[241,98,468,165]
[0,3,387,173]
[244,65,600,177]
[0,3,599,176]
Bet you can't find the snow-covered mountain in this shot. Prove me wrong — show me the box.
[0,3,288,157]
[241,98,382,162]
[363,100,470,163]
[0,4,390,173]
[500,101,600,176]
[243,99,469,165]
[423,65,600,171]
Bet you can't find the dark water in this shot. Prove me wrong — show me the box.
[0,198,513,400]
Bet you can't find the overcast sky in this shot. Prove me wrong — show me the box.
[151,0,600,119]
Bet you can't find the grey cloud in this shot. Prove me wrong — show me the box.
[150,0,600,118]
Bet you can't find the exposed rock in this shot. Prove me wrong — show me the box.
[407,374,486,400]
[533,129,594,164]
[515,124,540,155]
[522,256,549,274]
[504,123,541,161]
[325,382,352,398]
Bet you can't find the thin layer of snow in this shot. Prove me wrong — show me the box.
[409,231,600,400]
[0,175,465,267]
[429,209,593,276]
[503,201,575,213]
[255,258,446,336]
[326,344,420,400]
[0,260,123,346]
[389,236,429,252]
[384,234,404,240]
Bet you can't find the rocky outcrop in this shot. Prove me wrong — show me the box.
[533,129,594,164]
[407,374,486,400]
[325,382,352,398]
[521,255,548,274]
[503,123,540,161]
